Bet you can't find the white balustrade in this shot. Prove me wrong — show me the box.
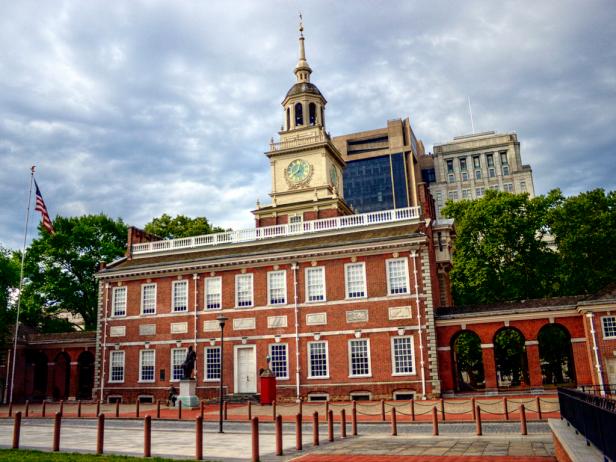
[131,206,421,255]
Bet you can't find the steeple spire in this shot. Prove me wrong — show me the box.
[295,13,312,83]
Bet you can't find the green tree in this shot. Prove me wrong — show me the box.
[453,331,484,390]
[547,189,616,295]
[144,214,225,239]
[0,247,20,342]
[442,190,560,305]
[20,214,127,331]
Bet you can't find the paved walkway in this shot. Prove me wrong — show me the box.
[0,418,555,461]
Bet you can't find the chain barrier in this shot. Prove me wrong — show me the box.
[355,410,385,417]
[479,407,507,416]
[444,408,473,415]
[475,400,503,407]
[413,401,438,408]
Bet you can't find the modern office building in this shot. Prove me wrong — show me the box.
[424,131,535,218]
[332,119,425,214]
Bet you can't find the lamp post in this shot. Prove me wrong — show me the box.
[217,315,228,433]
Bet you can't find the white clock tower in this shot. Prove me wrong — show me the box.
[253,20,351,227]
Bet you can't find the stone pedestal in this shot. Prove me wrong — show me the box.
[177,379,199,409]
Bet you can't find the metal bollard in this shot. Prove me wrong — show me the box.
[391,407,397,436]
[272,400,276,421]
[12,411,21,449]
[410,399,415,421]
[42,401,47,418]
[53,412,62,452]
[520,404,528,435]
[475,406,482,436]
[248,400,252,421]
[471,397,476,420]
[380,399,385,421]
[59,400,64,416]
[97,413,105,455]
[157,400,161,419]
[327,410,334,442]
[352,404,358,436]
[78,400,82,418]
[275,414,283,456]
[441,398,445,421]
[251,417,259,462]
[503,397,509,420]
[178,400,182,420]
[196,415,203,460]
[296,413,302,450]
[144,415,152,457]
[432,406,439,436]
[115,400,120,418]
[536,397,542,420]
[313,411,319,446]
[341,409,347,438]
[25,400,30,417]
[136,399,140,418]
[96,400,101,417]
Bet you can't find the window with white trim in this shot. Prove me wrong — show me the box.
[236,274,253,307]
[112,287,127,317]
[141,283,156,315]
[110,350,125,383]
[306,267,325,302]
[139,350,155,382]
[387,259,409,295]
[269,343,289,379]
[345,263,366,299]
[171,348,187,381]
[503,183,513,193]
[204,347,221,381]
[308,341,328,378]
[268,271,287,305]
[392,336,414,375]
[172,280,188,312]
[602,316,616,338]
[205,277,222,310]
[349,339,371,377]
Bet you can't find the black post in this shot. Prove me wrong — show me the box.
[218,315,228,434]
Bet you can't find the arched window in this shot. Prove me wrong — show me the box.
[309,103,317,125]
[494,328,529,387]
[294,103,303,126]
[451,330,485,391]
[286,108,290,130]
[538,324,576,385]
[321,106,325,127]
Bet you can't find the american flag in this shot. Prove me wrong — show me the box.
[34,179,55,234]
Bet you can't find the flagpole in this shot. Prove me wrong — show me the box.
[8,166,35,404]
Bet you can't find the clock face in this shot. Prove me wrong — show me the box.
[329,164,338,187]
[287,159,310,183]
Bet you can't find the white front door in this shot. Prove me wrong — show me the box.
[235,346,257,393]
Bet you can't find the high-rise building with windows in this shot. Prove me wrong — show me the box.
[423,131,535,218]
[332,119,425,213]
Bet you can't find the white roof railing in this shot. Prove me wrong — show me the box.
[131,206,422,255]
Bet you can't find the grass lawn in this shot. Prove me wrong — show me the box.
[0,449,188,461]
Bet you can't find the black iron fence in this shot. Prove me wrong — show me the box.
[557,387,616,461]
[579,383,616,400]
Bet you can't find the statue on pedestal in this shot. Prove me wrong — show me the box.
[181,345,197,380]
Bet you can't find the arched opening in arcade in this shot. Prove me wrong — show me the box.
[451,330,485,391]
[538,323,576,386]
[53,352,71,401]
[494,327,530,388]
[26,351,48,401]
[77,351,95,400]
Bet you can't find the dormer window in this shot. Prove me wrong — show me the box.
[309,103,317,125]
[295,103,304,126]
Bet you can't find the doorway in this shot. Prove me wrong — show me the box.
[234,345,257,394]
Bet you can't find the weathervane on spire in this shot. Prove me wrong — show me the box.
[299,12,304,37]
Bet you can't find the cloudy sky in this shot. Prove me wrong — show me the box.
[1,0,615,250]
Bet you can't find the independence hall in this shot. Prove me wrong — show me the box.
[4,26,616,405]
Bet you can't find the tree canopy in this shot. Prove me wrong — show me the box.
[144,214,225,239]
[0,247,20,342]
[19,214,127,331]
[442,188,616,306]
